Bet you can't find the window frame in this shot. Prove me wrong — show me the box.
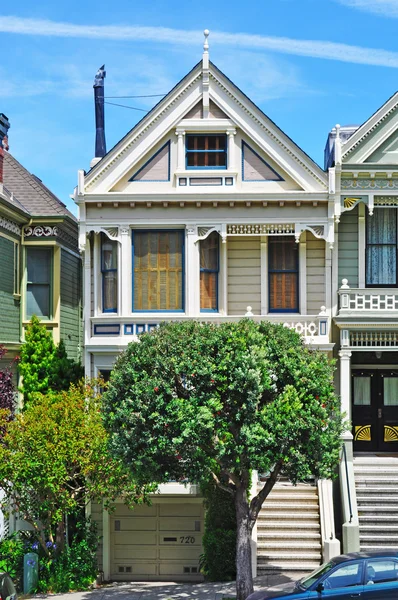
[200,232,220,313]
[101,233,118,314]
[185,134,227,170]
[26,246,53,320]
[365,208,398,288]
[132,229,185,313]
[268,236,299,314]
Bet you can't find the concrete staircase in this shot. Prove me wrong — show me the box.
[256,480,322,577]
[354,455,398,551]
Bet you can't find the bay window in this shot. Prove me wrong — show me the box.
[366,208,397,287]
[101,233,118,313]
[200,232,219,312]
[26,247,52,319]
[268,237,299,312]
[133,230,184,311]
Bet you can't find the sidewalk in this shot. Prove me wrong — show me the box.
[29,572,299,600]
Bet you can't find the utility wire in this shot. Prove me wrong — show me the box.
[104,94,166,99]
[104,101,149,112]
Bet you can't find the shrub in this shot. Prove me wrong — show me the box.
[0,534,25,590]
[200,480,236,581]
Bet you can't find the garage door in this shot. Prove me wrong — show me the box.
[110,501,204,581]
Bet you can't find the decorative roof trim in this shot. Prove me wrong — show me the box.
[209,72,327,187]
[342,95,398,159]
[0,216,21,236]
[85,73,202,191]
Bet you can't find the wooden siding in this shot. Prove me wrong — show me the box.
[338,207,359,287]
[60,249,82,361]
[0,236,19,343]
[227,237,261,315]
[306,233,325,314]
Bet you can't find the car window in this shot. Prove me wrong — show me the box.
[1,575,16,600]
[366,559,398,585]
[323,562,362,589]
[299,562,334,589]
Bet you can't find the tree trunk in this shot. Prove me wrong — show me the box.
[235,485,254,600]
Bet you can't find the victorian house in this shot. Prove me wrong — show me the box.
[327,92,398,557]
[75,35,339,582]
[0,114,82,369]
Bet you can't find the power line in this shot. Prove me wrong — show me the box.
[104,94,166,99]
[104,101,149,112]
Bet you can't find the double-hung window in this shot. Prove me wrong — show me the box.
[186,134,227,169]
[200,232,219,312]
[26,247,52,319]
[101,233,118,313]
[366,208,397,287]
[268,237,299,312]
[133,230,184,311]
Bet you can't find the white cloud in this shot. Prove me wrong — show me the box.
[216,52,316,103]
[336,0,398,17]
[0,16,398,68]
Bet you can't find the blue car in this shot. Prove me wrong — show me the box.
[248,551,398,599]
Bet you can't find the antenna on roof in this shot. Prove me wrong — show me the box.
[92,65,106,164]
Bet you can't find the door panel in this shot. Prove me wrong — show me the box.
[353,371,398,452]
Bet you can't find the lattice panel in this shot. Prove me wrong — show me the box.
[227,223,294,235]
[345,293,398,311]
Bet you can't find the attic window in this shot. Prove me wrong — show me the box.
[186,134,227,169]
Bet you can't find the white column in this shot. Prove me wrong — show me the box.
[120,227,131,316]
[219,227,228,315]
[358,204,365,288]
[331,223,339,318]
[299,232,307,315]
[339,348,352,425]
[325,243,332,316]
[177,130,185,171]
[185,227,200,316]
[260,236,268,314]
[83,235,91,380]
[227,129,236,171]
[93,233,101,316]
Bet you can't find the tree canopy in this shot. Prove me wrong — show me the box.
[103,320,344,600]
[0,381,149,556]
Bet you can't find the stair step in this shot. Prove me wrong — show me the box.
[257,560,320,570]
[355,488,398,494]
[360,545,398,551]
[259,512,319,519]
[266,493,318,501]
[257,551,321,560]
[258,521,320,530]
[259,503,319,510]
[360,535,398,542]
[357,497,398,504]
[257,542,321,550]
[359,515,398,523]
[360,525,398,532]
[258,532,321,540]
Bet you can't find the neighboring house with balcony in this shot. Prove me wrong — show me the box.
[75,35,338,582]
[326,93,398,556]
[0,114,82,373]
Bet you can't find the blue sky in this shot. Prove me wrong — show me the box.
[1,0,398,215]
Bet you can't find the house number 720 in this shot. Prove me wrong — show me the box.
[180,536,195,544]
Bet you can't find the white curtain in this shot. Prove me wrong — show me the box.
[366,208,397,286]
[353,377,371,405]
[384,377,398,406]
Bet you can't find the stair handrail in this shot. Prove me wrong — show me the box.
[342,443,353,524]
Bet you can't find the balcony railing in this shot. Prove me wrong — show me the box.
[338,279,398,314]
[90,307,330,345]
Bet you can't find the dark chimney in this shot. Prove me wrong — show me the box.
[93,65,106,159]
[0,113,10,184]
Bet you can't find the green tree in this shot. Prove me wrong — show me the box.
[0,381,148,556]
[19,316,83,406]
[103,320,344,600]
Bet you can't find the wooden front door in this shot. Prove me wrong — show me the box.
[352,370,398,452]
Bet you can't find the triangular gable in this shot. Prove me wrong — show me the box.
[342,91,398,164]
[84,60,327,194]
[128,141,170,182]
[242,142,283,181]
[183,99,229,120]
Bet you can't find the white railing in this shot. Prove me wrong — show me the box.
[91,307,330,345]
[350,330,398,348]
[339,279,398,313]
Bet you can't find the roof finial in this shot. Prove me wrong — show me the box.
[203,29,210,54]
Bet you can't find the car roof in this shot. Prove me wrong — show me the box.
[332,550,398,565]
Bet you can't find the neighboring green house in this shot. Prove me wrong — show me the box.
[0,114,82,374]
